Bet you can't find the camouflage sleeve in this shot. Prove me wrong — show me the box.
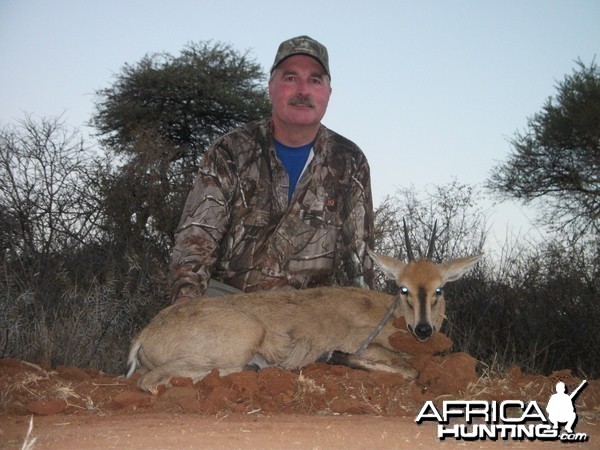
[169,142,235,302]
[339,154,375,289]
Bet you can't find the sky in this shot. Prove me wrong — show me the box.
[1,0,599,253]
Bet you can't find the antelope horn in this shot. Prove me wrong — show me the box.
[403,218,415,261]
[426,220,438,260]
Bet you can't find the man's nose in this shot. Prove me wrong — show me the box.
[295,79,310,95]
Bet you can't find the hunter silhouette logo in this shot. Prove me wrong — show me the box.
[416,380,589,442]
[547,380,587,434]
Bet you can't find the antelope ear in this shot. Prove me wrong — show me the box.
[439,254,482,284]
[367,250,407,281]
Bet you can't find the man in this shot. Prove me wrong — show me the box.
[170,35,374,302]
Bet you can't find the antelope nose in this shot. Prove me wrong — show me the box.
[415,323,433,341]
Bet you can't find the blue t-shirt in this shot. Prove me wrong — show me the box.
[275,140,312,202]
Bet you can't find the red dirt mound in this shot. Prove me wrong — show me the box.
[1,328,599,448]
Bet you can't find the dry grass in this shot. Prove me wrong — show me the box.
[1,369,52,408]
[297,372,326,395]
[20,416,37,450]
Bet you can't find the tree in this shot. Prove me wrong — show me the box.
[373,180,487,264]
[487,60,600,237]
[93,41,270,161]
[0,115,100,264]
[92,41,271,253]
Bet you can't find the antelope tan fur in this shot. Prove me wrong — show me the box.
[127,252,481,393]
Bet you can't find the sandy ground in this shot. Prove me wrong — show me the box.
[4,413,599,450]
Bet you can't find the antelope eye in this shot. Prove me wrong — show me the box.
[400,286,409,295]
[435,287,443,296]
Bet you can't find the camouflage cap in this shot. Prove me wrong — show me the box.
[270,35,330,79]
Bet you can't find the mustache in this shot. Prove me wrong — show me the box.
[288,95,315,107]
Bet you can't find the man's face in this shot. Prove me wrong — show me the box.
[268,55,332,132]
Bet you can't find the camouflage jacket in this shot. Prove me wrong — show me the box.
[170,118,374,301]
